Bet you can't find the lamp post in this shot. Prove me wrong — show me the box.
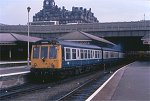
[27,7,31,67]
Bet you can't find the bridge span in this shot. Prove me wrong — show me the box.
[0,21,149,38]
[0,21,149,51]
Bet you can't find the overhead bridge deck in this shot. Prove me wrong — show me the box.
[0,21,149,37]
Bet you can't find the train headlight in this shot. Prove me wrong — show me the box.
[34,63,37,67]
[51,63,55,68]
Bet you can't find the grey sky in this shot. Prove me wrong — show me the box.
[0,0,149,25]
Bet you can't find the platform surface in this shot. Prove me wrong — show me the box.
[0,66,30,76]
[87,61,150,101]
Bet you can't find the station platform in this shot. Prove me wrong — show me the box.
[86,61,150,101]
[0,66,30,77]
[0,61,30,77]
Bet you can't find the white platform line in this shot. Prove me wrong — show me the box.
[0,61,30,65]
[0,71,30,77]
[86,62,135,101]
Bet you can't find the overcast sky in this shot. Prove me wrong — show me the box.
[0,0,149,25]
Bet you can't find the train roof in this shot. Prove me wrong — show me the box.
[102,47,121,52]
[34,39,102,49]
[34,39,121,51]
[60,40,102,49]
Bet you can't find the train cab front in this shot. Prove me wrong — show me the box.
[30,40,62,77]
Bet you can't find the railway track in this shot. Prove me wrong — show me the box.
[56,72,110,101]
[0,70,107,101]
[0,83,53,100]
[56,62,130,101]
[0,61,132,101]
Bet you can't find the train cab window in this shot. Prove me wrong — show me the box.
[33,47,39,59]
[72,49,76,59]
[49,46,57,59]
[66,48,71,60]
[41,46,48,59]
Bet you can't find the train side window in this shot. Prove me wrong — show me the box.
[49,46,57,59]
[33,47,39,59]
[77,49,80,59]
[80,50,84,59]
[88,50,90,59]
[105,52,109,59]
[66,48,71,60]
[90,50,93,58]
[95,51,97,58]
[110,52,114,58]
[115,52,119,58]
[41,46,48,59]
[72,49,76,59]
[84,50,87,59]
[99,51,102,59]
[92,50,95,59]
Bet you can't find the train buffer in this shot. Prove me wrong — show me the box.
[86,61,150,101]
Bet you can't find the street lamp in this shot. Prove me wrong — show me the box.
[27,7,31,67]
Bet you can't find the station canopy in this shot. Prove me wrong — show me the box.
[0,33,41,45]
[58,31,116,46]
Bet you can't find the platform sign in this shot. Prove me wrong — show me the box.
[143,40,150,45]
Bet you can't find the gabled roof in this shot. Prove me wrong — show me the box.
[141,34,150,41]
[141,34,150,45]
[59,31,116,46]
[59,31,91,41]
[0,33,42,45]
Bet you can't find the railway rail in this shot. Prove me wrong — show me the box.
[56,62,130,101]
[56,72,110,101]
[0,61,131,101]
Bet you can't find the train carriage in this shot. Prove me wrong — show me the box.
[30,39,124,77]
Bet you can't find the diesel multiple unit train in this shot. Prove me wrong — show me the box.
[30,39,124,77]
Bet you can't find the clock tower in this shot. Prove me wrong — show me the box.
[43,0,55,9]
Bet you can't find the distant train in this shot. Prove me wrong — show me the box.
[30,39,124,77]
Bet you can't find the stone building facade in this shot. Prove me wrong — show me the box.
[33,0,99,24]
